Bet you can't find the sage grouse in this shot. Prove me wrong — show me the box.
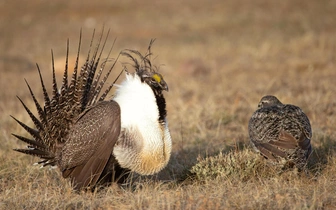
[248,95,312,170]
[11,30,172,190]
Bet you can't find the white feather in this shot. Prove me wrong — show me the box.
[112,72,172,174]
[113,73,162,148]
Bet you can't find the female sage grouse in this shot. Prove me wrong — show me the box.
[248,95,312,170]
[11,29,172,190]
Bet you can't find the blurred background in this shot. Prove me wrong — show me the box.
[1,0,336,179]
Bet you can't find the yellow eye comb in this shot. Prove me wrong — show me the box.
[152,74,162,83]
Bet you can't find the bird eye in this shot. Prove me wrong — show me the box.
[258,101,266,108]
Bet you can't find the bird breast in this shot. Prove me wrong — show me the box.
[112,74,172,175]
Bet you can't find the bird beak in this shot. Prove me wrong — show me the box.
[161,80,169,92]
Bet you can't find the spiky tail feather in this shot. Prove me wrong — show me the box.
[11,29,123,167]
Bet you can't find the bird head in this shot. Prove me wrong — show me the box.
[257,95,283,109]
[121,39,168,93]
[137,70,169,92]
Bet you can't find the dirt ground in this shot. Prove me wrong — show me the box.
[1,0,336,209]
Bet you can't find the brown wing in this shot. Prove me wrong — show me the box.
[59,100,120,190]
[282,104,312,151]
[268,130,298,149]
[249,107,283,159]
[253,130,299,159]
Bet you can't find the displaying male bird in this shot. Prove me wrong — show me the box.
[248,95,312,170]
[11,29,172,190]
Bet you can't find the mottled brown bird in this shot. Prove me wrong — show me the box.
[11,29,172,190]
[248,95,312,170]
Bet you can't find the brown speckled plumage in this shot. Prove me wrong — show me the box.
[248,95,312,170]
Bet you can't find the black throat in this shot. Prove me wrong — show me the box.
[152,88,167,124]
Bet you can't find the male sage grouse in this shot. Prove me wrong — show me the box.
[248,95,312,170]
[11,30,172,190]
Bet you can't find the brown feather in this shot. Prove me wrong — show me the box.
[268,130,298,150]
[297,129,311,151]
[60,100,121,189]
[257,142,287,159]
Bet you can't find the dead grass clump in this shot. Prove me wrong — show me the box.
[190,149,281,181]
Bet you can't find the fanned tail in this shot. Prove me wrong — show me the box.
[12,29,121,167]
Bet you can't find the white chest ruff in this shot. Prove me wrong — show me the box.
[112,73,172,175]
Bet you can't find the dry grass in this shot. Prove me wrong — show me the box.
[1,0,336,209]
